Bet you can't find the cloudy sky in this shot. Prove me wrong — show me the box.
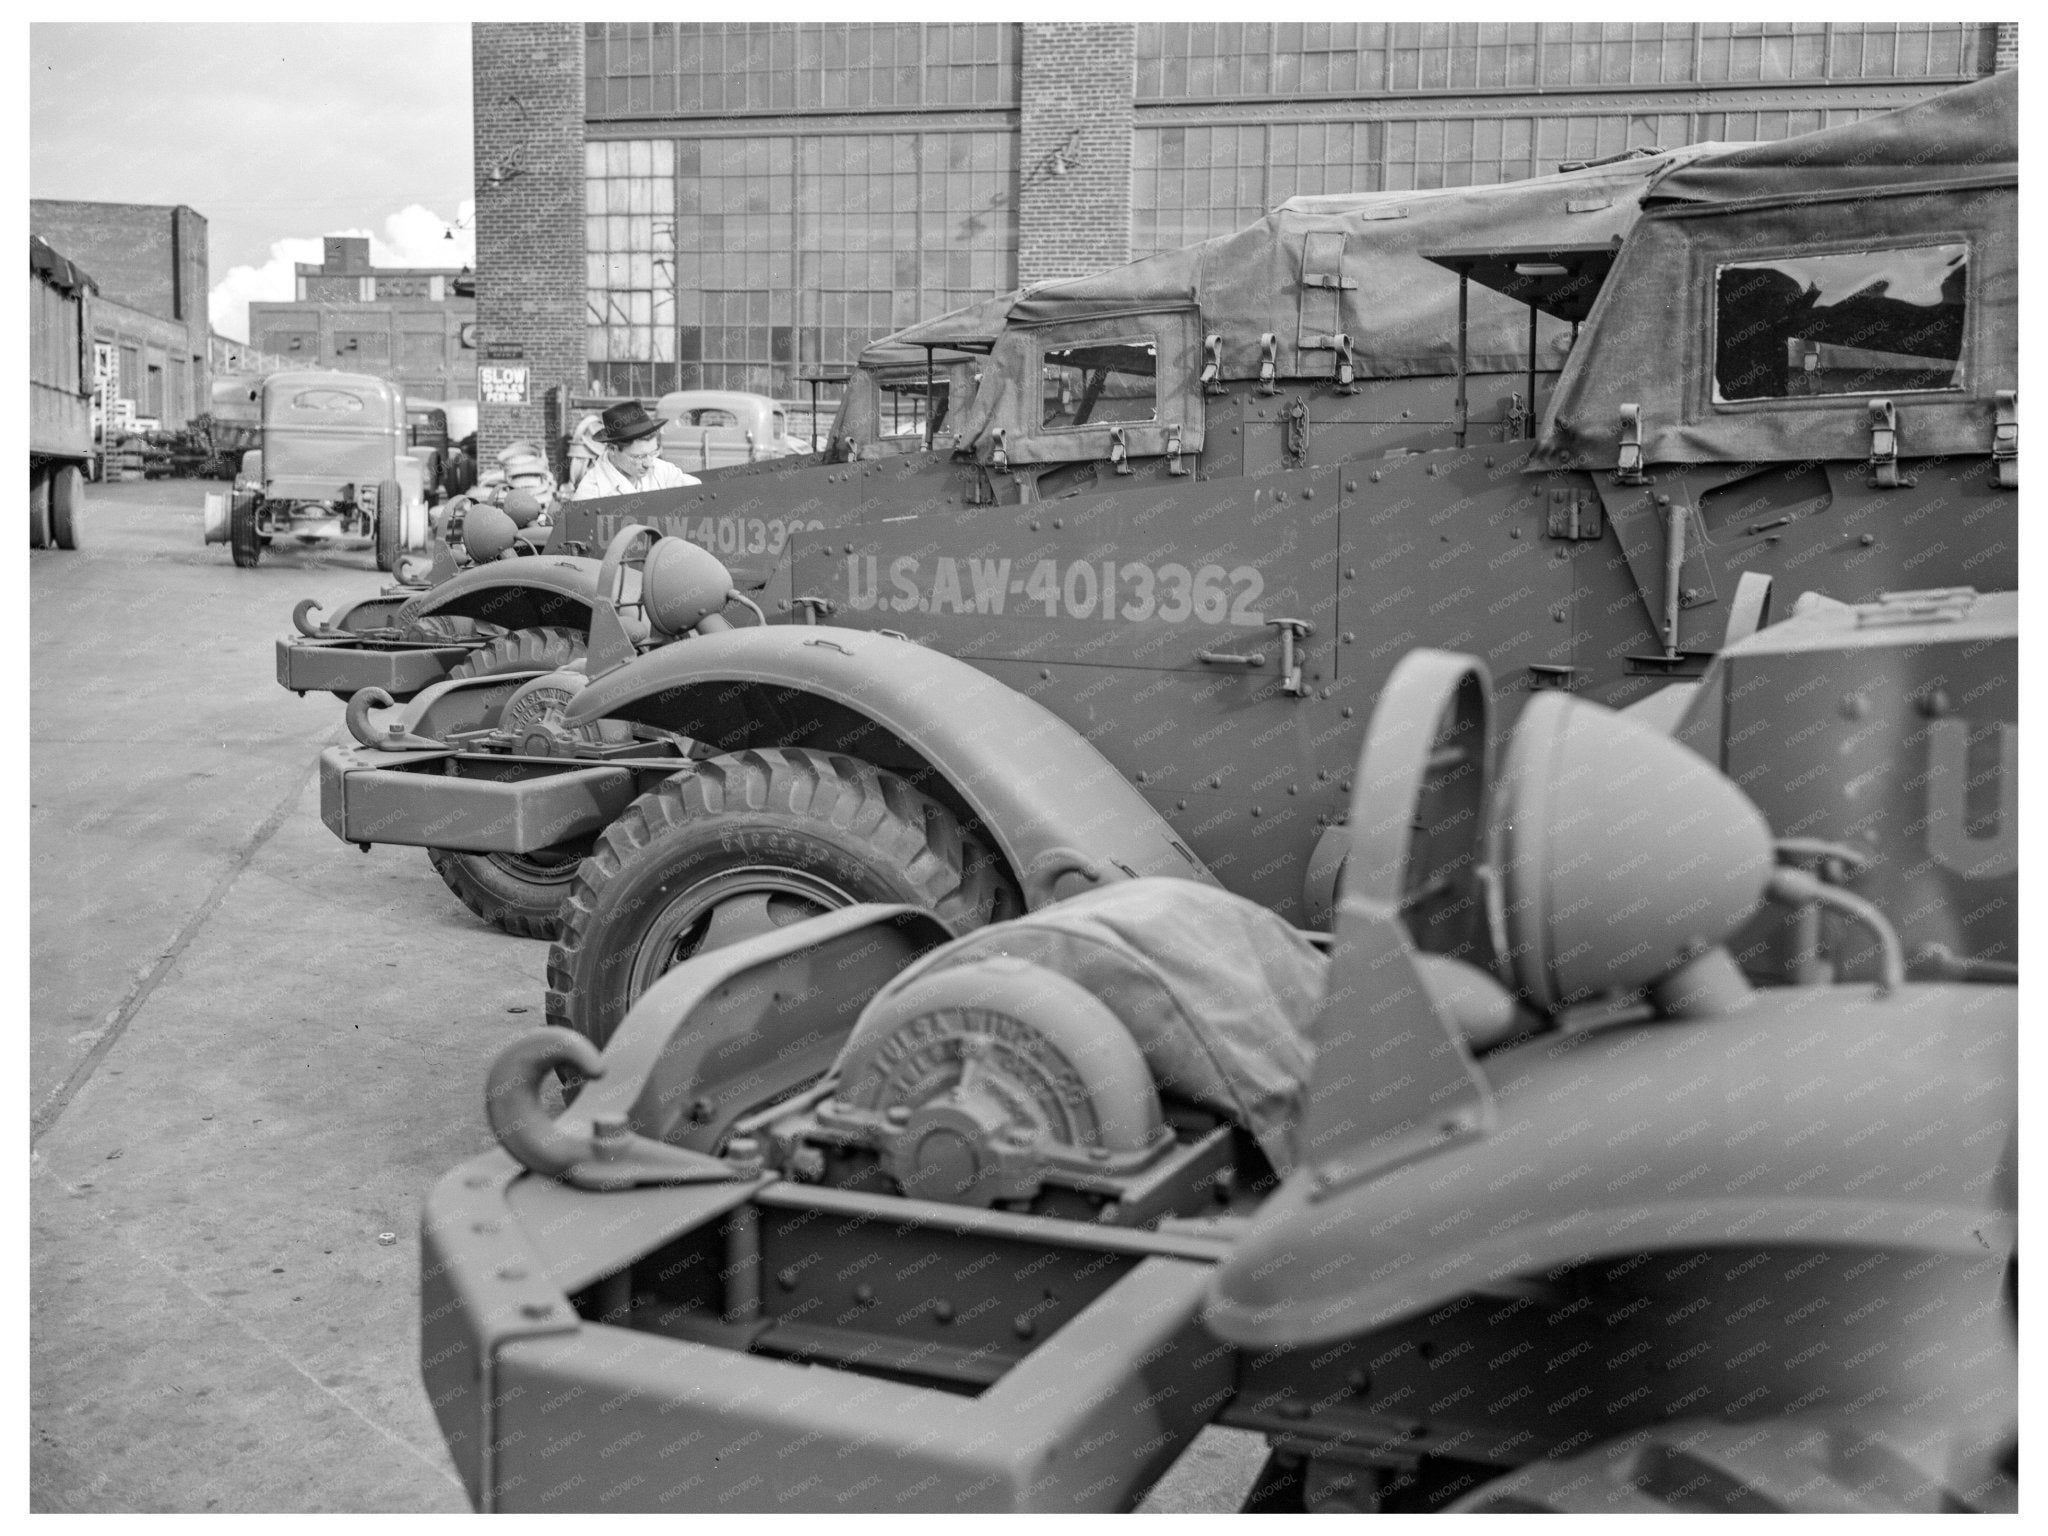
[31,22,476,341]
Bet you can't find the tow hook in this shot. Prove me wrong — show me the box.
[343,687,446,751]
[292,598,340,639]
[485,1029,748,1191]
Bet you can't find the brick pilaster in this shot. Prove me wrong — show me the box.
[1017,24,1135,287]
[473,22,584,472]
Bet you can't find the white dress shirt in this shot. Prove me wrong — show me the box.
[571,450,701,500]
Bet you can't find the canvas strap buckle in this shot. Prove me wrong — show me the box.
[1992,390,2016,489]
[1868,398,1907,488]
[1612,402,1648,485]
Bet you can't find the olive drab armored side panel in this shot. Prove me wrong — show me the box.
[1674,588,2017,987]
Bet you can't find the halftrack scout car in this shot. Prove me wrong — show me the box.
[204,369,433,570]
[417,577,2016,1510]
[313,75,2015,1049]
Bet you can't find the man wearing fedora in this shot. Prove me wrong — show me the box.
[570,400,702,501]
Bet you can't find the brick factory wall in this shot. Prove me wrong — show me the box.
[473,22,585,471]
[1018,23,1135,286]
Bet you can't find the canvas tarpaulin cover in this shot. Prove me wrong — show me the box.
[1534,72,2017,472]
[994,147,1719,383]
[859,878,1326,1174]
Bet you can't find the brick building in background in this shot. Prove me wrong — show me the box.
[29,199,211,431]
[247,236,478,406]
[471,21,2009,465]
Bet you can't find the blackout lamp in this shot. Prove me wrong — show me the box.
[1490,692,1774,1017]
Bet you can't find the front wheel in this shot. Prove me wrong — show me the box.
[230,493,262,567]
[428,846,586,940]
[50,464,83,550]
[29,466,51,549]
[424,626,591,936]
[373,479,402,571]
[546,747,1018,1048]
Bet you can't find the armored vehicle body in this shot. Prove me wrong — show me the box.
[320,76,2014,1045]
[417,627,2015,1512]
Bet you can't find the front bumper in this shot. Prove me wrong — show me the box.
[318,744,638,852]
[277,638,476,699]
[417,907,1234,1512]
[424,1161,1226,1512]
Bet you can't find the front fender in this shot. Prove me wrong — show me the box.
[1207,980,2017,1350]
[396,555,648,642]
[562,624,1216,906]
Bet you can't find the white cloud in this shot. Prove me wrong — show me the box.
[374,199,476,269]
[208,200,476,343]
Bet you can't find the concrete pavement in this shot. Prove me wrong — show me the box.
[28,478,1266,1512]
[32,480,512,1510]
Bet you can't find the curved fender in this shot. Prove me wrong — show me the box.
[398,555,649,642]
[561,623,1217,906]
[1206,980,2017,1350]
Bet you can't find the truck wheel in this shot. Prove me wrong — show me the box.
[425,626,592,937]
[374,479,402,571]
[50,464,84,550]
[429,846,585,940]
[546,747,1016,1048]
[1449,1417,2007,1512]
[230,494,262,567]
[29,466,51,549]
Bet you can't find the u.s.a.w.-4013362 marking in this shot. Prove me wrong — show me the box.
[845,554,1267,626]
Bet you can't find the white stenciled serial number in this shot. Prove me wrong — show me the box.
[845,554,1267,626]
[588,512,828,557]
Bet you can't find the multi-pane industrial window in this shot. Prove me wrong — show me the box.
[1131,105,1884,258]
[586,139,679,398]
[1133,23,1989,99]
[587,130,1016,398]
[1135,123,1392,252]
[586,23,1019,118]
